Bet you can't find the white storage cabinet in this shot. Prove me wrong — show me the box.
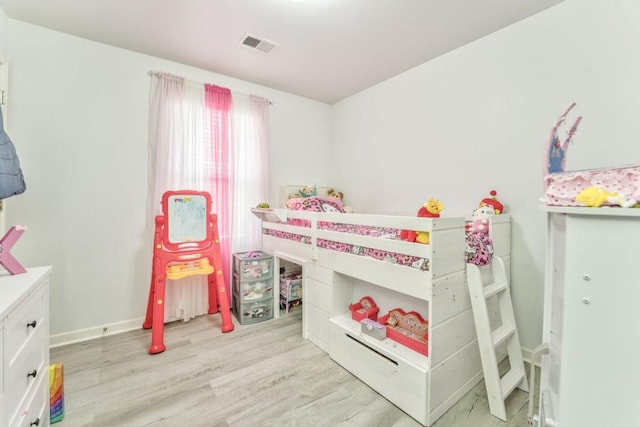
[0,267,52,427]
[539,207,640,427]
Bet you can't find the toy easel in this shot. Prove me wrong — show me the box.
[0,225,27,274]
[142,190,234,354]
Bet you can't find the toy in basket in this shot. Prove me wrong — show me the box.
[349,296,379,321]
[379,308,429,356]
[542,103,640,208]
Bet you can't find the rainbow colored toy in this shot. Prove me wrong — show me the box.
[49,363,64,423]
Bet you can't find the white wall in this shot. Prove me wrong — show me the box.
[5,20,332,342]
[0,7,7,59]
[332,0,640,352]
[4,0,640,352]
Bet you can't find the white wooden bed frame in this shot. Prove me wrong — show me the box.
[252,197,511,426]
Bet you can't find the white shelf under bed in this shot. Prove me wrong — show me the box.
[329,313,429,371]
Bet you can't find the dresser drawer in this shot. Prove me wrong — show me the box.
[5,284,46,364]
[306,264,333,284]
[5,325,47,423]
[305,278,331,312]
[10,371,48,427]
[305,303,330,349]
[0,267,52,427]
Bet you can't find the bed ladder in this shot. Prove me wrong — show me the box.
[466,256,529,421]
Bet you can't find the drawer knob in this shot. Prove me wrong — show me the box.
[30,418,40,426]
[27,320,37,328]
[27,369,37,378]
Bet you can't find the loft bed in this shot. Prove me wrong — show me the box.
[252,186,511,426]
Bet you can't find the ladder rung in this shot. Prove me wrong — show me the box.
[500,368,525,399]
[492,323,516,348]
[483,281,508,299]
[467,258,528,422]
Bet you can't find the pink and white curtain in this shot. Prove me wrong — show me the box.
[147,72,269,322]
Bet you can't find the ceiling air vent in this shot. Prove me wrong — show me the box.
[240,33,279,54]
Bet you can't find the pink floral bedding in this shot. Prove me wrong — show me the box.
[263,220,430,271]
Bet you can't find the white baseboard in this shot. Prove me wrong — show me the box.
[50,319,545,371]
[49,317,145,348]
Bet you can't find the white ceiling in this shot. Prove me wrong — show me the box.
[1,0,564,104]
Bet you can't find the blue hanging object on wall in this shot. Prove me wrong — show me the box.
[545,102,582,175]
[0,106,26,200]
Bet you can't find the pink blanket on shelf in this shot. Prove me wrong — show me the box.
[543,165,640,207]
[541,103,640,207]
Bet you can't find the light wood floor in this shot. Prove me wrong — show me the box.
[50,310,538,427]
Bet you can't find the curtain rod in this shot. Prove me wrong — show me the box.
[148,70,273,105]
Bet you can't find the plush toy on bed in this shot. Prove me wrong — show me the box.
[400,198,443,245]
[287,185,317,201]
[479,190,504,215]
[466,191,503,234]
[327,188,343,200]
[327,188,353,213]
[467,205,494,234]
[299,185,317,198]
[465,191,501,265]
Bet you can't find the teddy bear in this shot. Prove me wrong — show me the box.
[400,198,443,244]
[327,188,344,201]
[299,185,317,198]
[326,187,353,213]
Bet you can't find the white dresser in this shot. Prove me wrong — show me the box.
[0,267,51,427]
[539,207,640,427]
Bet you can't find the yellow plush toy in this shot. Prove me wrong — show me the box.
[400,198,443,244]
[575,186,637,208]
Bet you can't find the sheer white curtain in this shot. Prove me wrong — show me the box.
[147,72,269,322]
[229,94,270,256]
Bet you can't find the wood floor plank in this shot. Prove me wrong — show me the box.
[50,311,538,426]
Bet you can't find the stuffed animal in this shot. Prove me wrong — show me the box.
[327,187,353,213]
[327,188,344,201]
[575,186,637,208]
[465,191,503,234]
[467,206,493,234]
[299,185,317,198]
[400,198,443,244]
[479,190,504,215]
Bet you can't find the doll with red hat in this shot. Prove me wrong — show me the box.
[466,191,504,234]
[465,191,502,265]
[479,190,503,215]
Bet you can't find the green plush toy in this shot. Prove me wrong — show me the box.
[299,185,317,198]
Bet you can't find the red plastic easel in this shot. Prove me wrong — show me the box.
[142,190,234,354]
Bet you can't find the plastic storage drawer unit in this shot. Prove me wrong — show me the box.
[233,274,273,302]
[233,251,273,281]
[233,293,274,324]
